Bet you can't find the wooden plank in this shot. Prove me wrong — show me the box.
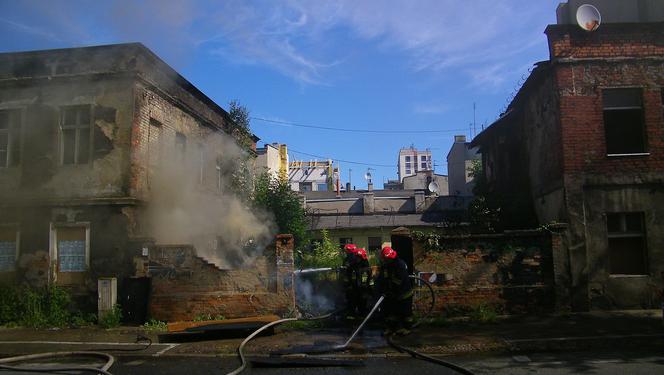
[167,315,281,332]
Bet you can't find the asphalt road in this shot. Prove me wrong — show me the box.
[2,349,663,374]
[115,349,664,374]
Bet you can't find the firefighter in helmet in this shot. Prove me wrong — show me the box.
[341,244,371,319]
[375,246,413,335]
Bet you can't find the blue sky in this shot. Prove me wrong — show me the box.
[0,0,561,188]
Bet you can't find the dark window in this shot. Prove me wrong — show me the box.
[607,212,647,275]
[339,237,353,249]
[421,155,427,161]
[175,132,186,161]
[0,110,21,167]
[602,88,646,155]
[368,237,382,252]
[299,182,312,192]
[421,162,427,169]
[405,156,411,162]
[60,105,91,165]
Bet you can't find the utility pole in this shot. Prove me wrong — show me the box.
[473,102,477,138]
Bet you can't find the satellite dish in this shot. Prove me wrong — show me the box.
[428,181,440,194]
[576,4,601,31]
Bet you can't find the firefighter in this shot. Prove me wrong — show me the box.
[375,246,413,335]
[341,244,370,319]
[354,248,372,316]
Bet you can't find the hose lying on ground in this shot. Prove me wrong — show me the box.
[0,351,115,375]
[384,274,475,375]
[226,310,337,375]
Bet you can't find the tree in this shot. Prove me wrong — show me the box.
[468,159,501,232]
[253,172,308,248]
[299,229,342,269]
[227,100,252,149]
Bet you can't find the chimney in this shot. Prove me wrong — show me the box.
[346,182,351,191]
[367,182,373,191]
[454,135,466,143]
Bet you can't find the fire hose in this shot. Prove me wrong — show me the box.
[385,275,475,375]
[227,273,474,375]
[0,351,115,375]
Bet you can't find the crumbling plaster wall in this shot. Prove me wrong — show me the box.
[0,77,134,201]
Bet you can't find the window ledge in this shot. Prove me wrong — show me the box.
[609,274,649,278]
[606,153,650,157]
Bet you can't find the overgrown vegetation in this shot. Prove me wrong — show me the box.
[227,99,253,150]
[298,229,341,269]
[0,285,76,328]
[253,172,309,248]
[467,159,501,232]
[142,319,168,332]
[98,304,122,329]
[193,313,225,322]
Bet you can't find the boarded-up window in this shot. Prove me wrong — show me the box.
[57,227,87,272]
[0,227,18,272]
[0,109,21,168]
[607,212,647,275]
[602,89,646,155]
[61,105,92,165]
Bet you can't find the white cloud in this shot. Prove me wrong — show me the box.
[199,0,553,86]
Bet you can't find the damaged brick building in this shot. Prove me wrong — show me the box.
[0,43,294,321]
[471,2,664,310]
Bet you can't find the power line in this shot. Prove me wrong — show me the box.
[251,116,467,134]
[289,148,395,168]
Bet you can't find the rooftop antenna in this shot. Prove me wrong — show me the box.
[576,4,601,31]
[473,102,476,138]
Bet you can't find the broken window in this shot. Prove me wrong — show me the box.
[602,88,646,155]
[0,225,19,272]
[606,212,647,275]
[56,226,88,273]
[0,109,21,168]
[60,105,92,165]
[175,132,186,162]
[368,236,382,252]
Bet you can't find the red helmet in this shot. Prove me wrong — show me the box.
[381,246,397,260]
[356,248,368,260]
[343,243,358,254]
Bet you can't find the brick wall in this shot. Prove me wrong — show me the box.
[546,23,664,60]
[412,229,559,314]
[143,235,295,322]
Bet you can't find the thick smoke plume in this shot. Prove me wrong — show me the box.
[143,129,276,269]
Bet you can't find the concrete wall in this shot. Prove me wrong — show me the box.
[255,144,280,179]
[403,173,448,194]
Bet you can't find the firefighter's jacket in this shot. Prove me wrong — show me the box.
[375,258,413,300]
[341,254,371,291]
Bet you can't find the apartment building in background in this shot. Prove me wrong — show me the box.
[446,135,480,196]
[255,142,288,180]
[288,159,338,192]
[397,146,432,182]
